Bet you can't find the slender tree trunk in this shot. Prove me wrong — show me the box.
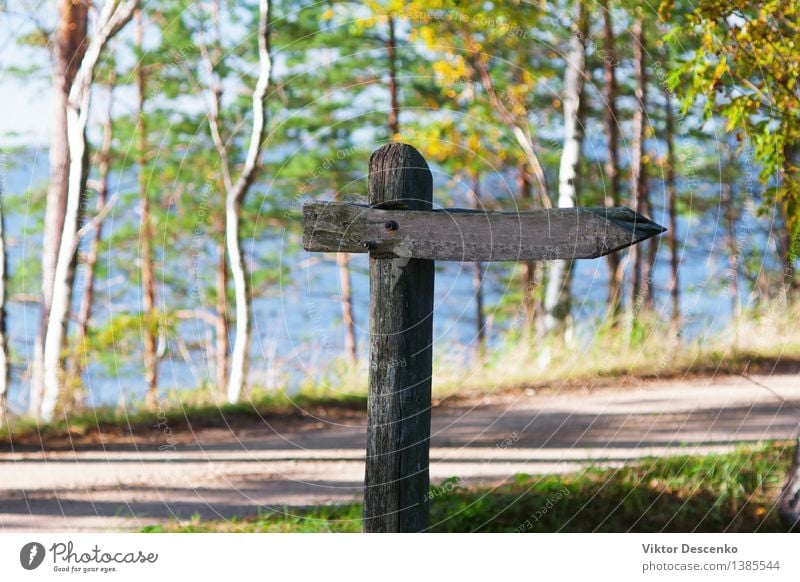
[215,237,228,394]
[387,14,399,137]
[543,0,586,334]
[636,21,654,312]
[780,144,799,300]
[41,91,90,423]
[225,0,271,404]
[337,253,358,367]
[226,195,250,403]
[722,142,741,324]
[135,8,159,409]
[66,67,116,406]
[665,90,681,332]
[31,0,88,417]
[517,165,538,336]
[469,171,486,353]
[779,438,800,531]
[40,0,138,423]
[602,0,623,321]
[471,52,550,209]
[624,18,648,337]
[0,151,9,427]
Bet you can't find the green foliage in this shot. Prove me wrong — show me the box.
[666,0,800,239]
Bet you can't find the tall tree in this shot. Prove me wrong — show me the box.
[30,0,89,417]
[469,171,486,353]
[40,0,138,423]
[664,88,681,331]
[65,59,117,405]
[0,151,9,426]
[722,139,742,324]
[222,0,272,403]
[386,13,399,137]
[543,0,588,334]
[667,0,800,527]
[668,0,800,298]
[134,7,159,408]
[624,15,649,336]
[602,0,623,320]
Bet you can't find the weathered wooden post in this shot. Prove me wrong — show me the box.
[302,142,665,533]
[363,143,434,532]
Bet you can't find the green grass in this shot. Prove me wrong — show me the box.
[142,441,795,533]
[0,385,367,444]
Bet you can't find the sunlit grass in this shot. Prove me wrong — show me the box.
[142,441,794,533]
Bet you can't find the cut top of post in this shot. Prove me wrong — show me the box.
[368,142,433,209]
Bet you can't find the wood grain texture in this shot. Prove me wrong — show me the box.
[363,143,434,533]
[303,203,665,262]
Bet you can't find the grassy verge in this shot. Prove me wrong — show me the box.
[142,441,794,533]
[0,387,367,446]
[5,302,800,444]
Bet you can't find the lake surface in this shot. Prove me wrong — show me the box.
[2,148,769,411]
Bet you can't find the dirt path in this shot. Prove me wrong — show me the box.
[2,374,799,532]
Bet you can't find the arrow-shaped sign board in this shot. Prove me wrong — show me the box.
[303,202,665,262]
[301,142,666,534]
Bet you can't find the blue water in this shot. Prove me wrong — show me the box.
[1,148,774,412]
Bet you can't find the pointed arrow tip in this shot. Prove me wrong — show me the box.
[635,220,667,239]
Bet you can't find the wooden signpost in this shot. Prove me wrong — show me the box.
[302,142,665,533]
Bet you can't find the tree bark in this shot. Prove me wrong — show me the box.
[225,0,271,404]
[215,237,228,395]
[40,0,138,423]
[336,252,358,367]
[779,438,800,531]
[31,0,89,417]
[66,65,116,406]
[135,8,159,409]
[602,0,623,321]
[665,89,681,332]
[518,166,539,336]
[543,0,586,334]
[624,18,648,337]
[780,143,799,300]
[387,13,399,137]
[470,171,485,353]
[723,140,741,325]
[0,151,9,426]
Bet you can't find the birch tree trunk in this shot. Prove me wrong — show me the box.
[30,0,89,417]
[543,0,587,334]
[215,237,228,395]
[0,151,9,427]
[225,0,272,404]
[135,7,159,409]
[602,0,623,321]
[40,0,138,423]
[66,66,116,406]
[624,18,648,338]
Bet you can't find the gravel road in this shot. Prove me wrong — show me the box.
[2,374,799,531]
